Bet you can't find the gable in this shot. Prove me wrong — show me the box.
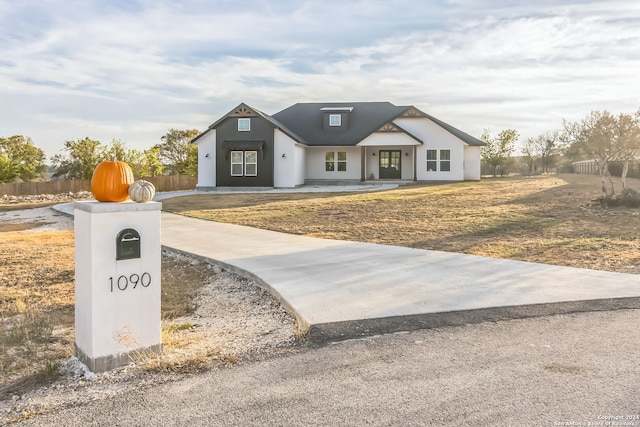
[192,102,305,145]
[394,106,485,147]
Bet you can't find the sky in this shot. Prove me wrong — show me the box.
[1,0,639,160]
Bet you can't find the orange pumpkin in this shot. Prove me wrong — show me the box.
[91,158,134,202]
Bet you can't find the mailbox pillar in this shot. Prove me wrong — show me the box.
[74,201,162,372]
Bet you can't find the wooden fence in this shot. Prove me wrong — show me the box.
[0,175,197,197]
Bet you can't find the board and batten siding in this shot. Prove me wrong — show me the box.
[305,146,361,181]
[196,129,216,189]
[395,118,465,181]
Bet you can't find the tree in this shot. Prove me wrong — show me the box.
[614,109,640,190]
[51,138,106,180]
[562,110,640,201]
[0,135,47,183]
[481,129,519,177]
[138,147,165,178]
[156,129,200,175]
[521,131,561,174]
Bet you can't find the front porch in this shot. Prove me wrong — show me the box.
[359,145,418,182]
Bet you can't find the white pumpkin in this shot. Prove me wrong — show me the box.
[128,180,156,203]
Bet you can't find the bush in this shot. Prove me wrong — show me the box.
[598,188,640,208]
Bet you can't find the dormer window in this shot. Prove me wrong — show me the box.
[238,118,250,131]
[329,114,341,127]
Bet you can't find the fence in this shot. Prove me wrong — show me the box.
[572,160,640,179]
[0,175,197,197]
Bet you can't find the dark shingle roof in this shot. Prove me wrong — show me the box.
[193,101,485,147]
[272,102,408,146]
[273,102,485,147]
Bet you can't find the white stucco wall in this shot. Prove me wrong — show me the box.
[74,202,161,362]
[196,130,216,189]
[357,132,421,147]
[295,143,306,185]
[306,146,361,180]
[464,146,482,180]
[395,118,467,181]
[274,130,305,188]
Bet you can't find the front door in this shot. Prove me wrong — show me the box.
[379,150,401,179]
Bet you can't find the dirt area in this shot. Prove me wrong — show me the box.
[0,209,298,424]
[163,174,640,275]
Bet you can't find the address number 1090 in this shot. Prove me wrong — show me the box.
[109,273,151,292]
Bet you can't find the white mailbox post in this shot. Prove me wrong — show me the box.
[74,201,162,372]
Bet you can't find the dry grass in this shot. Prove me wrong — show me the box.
[163,174,640,274]
[0,228,219,392]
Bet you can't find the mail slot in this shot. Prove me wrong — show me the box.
[116,228,141,260]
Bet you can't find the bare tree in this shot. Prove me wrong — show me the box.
[562,110,640,203]
[522,131,562,175]
[614,110,640,190]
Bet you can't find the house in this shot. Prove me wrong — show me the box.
[192,102,485,189]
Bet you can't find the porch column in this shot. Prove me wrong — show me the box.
[361,147,365,182]
[413,145,417,181]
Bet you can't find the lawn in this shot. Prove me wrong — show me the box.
[162,174,640,274]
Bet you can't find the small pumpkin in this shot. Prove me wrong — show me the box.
[128,180,156,203]
[91,157,134,202]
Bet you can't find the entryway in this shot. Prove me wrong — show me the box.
[379,150,401,179]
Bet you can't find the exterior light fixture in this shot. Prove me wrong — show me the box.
[282,153,287,158]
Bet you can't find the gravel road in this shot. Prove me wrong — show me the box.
[14,309,640,427]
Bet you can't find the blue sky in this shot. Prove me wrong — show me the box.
[1,0,639,159]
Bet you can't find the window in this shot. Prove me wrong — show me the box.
[426,150,437,171]
[325,152,335,171]
[238,118,250,131]
[245,151,257,176]
[329,114,341,127]
[440,150,451,172]
[325,151,347,172]
[337,151,347,171]
[231,150,258,176]
[231,151,244,176]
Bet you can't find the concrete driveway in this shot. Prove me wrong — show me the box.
[160,213,640,341]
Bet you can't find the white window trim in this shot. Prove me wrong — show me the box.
[337,151,347,171]
[245,151,258,176]
[231,151,244,176]
[426,149,452,172]
[325,151,347,172]
[238,118,250,132]
[426,149,437,172]
[440,149,451,172]
[329,114,341,127]
[325,151,335,172]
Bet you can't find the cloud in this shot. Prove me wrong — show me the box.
[1,0,639,158]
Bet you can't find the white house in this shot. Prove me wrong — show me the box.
[193,102,485,189]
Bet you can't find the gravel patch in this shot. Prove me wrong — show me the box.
[0,207,74,232]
